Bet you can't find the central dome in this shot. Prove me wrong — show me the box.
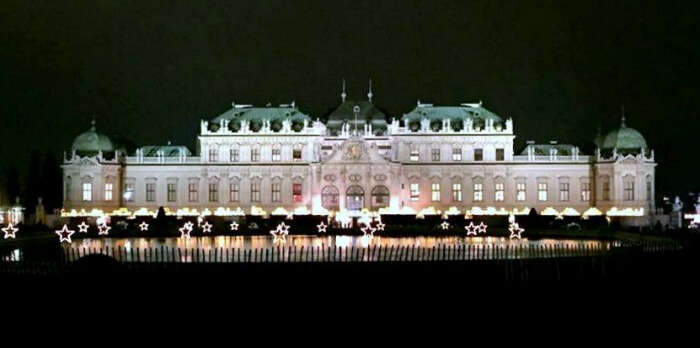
[71,121,114,153]
[601,120,647,150]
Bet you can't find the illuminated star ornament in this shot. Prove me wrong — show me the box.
[509,222,525,240]
[97,223,111,236]
[77,221,89,233]
[139,221,149,231]
[185,221,194,230]
[230,221,239,231]
[375,220,386,232]
[477,222,488,234]
[361,225,377,237]
[316,221,327,233]
[270,222,290,244]
[179,222,193,239]
[2,224,19,239]
[201,221,213,233]
[440,221,450,230]
[56,224,75,243]
[465,222,478,236]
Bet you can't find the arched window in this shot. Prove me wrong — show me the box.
[322,185,339,210]
[371,185,390,208]
[346,185,365,211]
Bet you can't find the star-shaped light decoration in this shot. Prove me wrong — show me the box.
[464,222,478,236]
[270,222,290,244]
[97,223,111,236]
[56,224,75,243]
[138,221,149,232]
[179,222,193,239]
[230,221,239,231]
[439,221,450,230]
[201,221,213,233]
[375,220,386,232]
[361,225,376,237]
[476,222,488,234]
[2,224,19,239]
[316,221,327,233]
[509,222,525,240]
[185,221,194,231]
[77,221,89,233]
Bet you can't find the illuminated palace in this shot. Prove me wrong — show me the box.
[62,84,656,223]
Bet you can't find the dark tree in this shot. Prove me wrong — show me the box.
[41,152,62,212]
[5,167,20,206]
[24,151,41,213]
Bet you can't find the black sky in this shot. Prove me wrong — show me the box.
[1,0,698,197]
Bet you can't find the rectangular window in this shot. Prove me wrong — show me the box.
[229,183,240,202]
[410,183,420,201]
[516,183,526,202]
[431,148,440,161]
[272,148,281,162]
[581,182,591,202]
[251,148,260,162]
[431,183,441,201]
[559,182,569,201]
[146,183,156,202]
[271,182,281,202]
[495,183,505,202]
[496,148,505,161]
[65,181,72,202]
[251,182,260,202]
[293,183,303,203]
[474,148,483,161]
[410,149,419,162]
[293,149,302,161]
[602,181,610,201]
[82,183,92,202]
[208,182,219,202]
[104,183,113,201]
[125,183,135,202]
[452,148,462,161]
[209,148,218,162]
[473,183,483,202]
[188,183,198,202]
[452,183,462,202]
[646,180,652,201]
[230,149,239,162]
[624,180,635,201]
[167,183,177,202]
[538,183,548,201]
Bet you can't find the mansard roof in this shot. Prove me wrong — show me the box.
[139,145,191,157]
[211,103,312,123]
[402,102,504,124]
[326,100,387,125]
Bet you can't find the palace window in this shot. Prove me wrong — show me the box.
[538,183,548,201]
[82,183,92,202]
[251,182,260,202]
[272,148,281,162]
[251,148,260,162]
[322,185,339,210]
[271,182,281,202]
[495,182,505,202]
[104,183,113,201]
[146,183,156,202]
[473,183,483,202]
[208,182,219,202]
[496,148,505,161]
[410,149,420,162]
[624,177,635,201]
[209,148,218,162]
[431,148,440,161]
[452,148,462,161]
[230,149,239,162]
[516,183,526,202]
[581,182,591,202]
[452,183,462,202]
[167,183,177,202]
[602,181,610,201]
[125,183,135,202]
[188,183,198,202]
[65,180,72,202]
[646,177,653,201]
[410,183,420,201]
[293,183,303,203]
[431,183,441,201]
[229,183,240,202]
[293,149,302,161]
[559,182,569,201]
[474,148,483,161]
[371,185,390,207]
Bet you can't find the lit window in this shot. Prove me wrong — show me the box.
[431,183,441,201]
[538,183,548,201]
[559,182,569,201]
[410,183,420,201]
[209,148,218,162]
[230,149,239,162]
[229,183,239,202]
[251,148,260,162]
[473,183,483,202]
[452,148,462,161]
[188,182,198,202]
[516,183,526,202]
[272,148,281,162]
[125,183,135,202]
[208,182,219,202]
[474,148,483,161]
[410,149,419,162]
[271,182,281,202]
[452,183,462,202]
[293,149,302,161]
[602,181,610,201]
[431,148,440,161]
[82,183,92,202]
[624,178,635,201]
[496,148,505,161]
[251,182,260,202]
[167,183,177,202]
[146,183,156,202]
[104,183,113,201]
[495,182,504,202]
[581,182,590,202]
[293,183,303,202]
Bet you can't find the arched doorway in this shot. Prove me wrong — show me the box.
[346,185,365,211]
[371,185,390,209]
[322,185,339,210]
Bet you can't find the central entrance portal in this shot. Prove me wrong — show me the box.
[346,185,365,211]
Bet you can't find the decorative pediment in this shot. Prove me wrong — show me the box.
[77,157,100,167]
[323,139,391,165]
[616,154,641,165]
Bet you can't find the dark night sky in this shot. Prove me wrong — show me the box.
[1,0,698,198]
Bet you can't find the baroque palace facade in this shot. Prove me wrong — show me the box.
[62,86,656,222]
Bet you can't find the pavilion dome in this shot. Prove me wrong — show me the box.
[71,120,114,153]
[601,117,647,151]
